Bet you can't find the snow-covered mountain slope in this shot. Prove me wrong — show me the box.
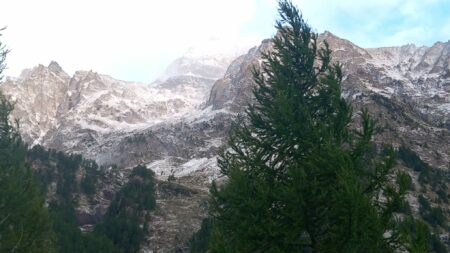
[3,32,450,178]
[0,49,245,188]
[150,43,248,117]
[44,69,208,153]
[2,64,209,147]
[156,40,247,82]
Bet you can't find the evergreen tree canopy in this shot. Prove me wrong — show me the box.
[0,29,56,253]
[209,1,414,252]
[94,165,156,253]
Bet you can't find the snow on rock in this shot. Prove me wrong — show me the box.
[4,32,450,183]
[0,56,235,184]
[0,61,69,144]
[156,38,249,82]
[147,156,219,181]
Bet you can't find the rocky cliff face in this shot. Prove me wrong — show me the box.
[2,62,69,144]
[207,31,450,169]
[322,32,450,168]
[2,32,450,251]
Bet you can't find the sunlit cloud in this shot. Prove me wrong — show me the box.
[0,0,261,82]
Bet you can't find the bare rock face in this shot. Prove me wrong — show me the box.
[1,62,69,144]
[206,39,272,111]
[44,70,197,156]
[48,61,70,79]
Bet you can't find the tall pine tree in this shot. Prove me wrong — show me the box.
[209,1,413,252]
[0,28,56,253]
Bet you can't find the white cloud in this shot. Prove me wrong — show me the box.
[0,0,448,82]
[0,0,261,82]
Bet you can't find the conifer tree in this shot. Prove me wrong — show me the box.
[209,1,414,252]
[0,29,56,253]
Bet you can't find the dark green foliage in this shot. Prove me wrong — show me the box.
[208,1,421,252]
[400,218,448,253]
[29,148,118,253]
[95,216,143,253]
[397,146,450,192]
[397,146,431,183]
[55,151,82,201]
[80,160,99,196]
[94,165,156,253]
[436,189,448,203]
[190,218,213,253]
[398,199,413,215]
[80,173,96,195]
[29,149,156,253]
[401,170,414,190]
[0,32,56,252]
[400,218,431,253]
[28,144,50,162]
[123,165,156,211]
[418,195,431,212]
[400,149,450,227]
[28,145,155,253]
[420,205,447,228]
[430,234,448,253]
[49,201,120,253]
[29,145,101,198]
[46,158,156,253]
[415,196,448,248]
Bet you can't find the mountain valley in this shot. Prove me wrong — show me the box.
[2,31,450,251]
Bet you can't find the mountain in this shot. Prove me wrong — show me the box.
[149,42,247,127]
[0,53,240,251]
[2,32,450,251]
[156,39,248,82]
[209,31,450,168]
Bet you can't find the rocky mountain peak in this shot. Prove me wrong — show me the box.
[17,62,69,82]
[156,40,250,83]
[48,60,69,79]
[321,30,340,40]
[18,68,32,79]
[318,31,372,62]
[0,63,69,144]
[157,54,235,82]
[416,40,450,74]
[73,70,100,81]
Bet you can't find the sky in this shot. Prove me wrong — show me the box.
[1,0,449,83]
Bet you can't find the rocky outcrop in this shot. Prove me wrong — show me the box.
[1,62,69,144]
[207,32,450,168]
[206,39,272,111]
